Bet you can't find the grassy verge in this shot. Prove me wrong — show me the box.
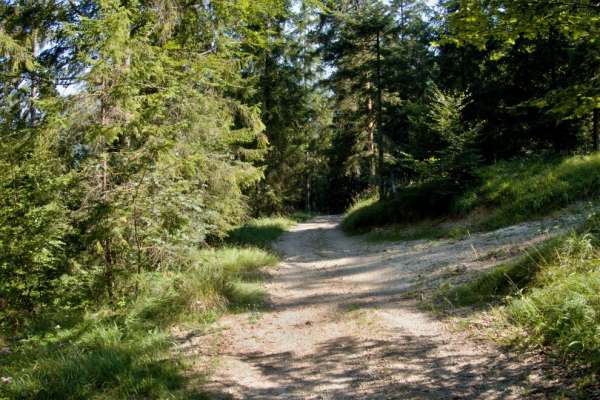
[226,214,311,248]
[343,154,600,238]
[366,220,470,242]
[1,217,290,399]
[433,214,600,385]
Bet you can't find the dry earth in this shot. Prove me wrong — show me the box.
[182,213,588,399]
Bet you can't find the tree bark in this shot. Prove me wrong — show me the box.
[593,108,599,152]
[29,28,38,126]
[366,83,376,179]
[376,30,385,200]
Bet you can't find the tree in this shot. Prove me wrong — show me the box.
[444,0,600,151]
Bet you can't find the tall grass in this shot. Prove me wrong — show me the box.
[505,232,600,368]
[438,236,563,307]
[436,214,600,375]
[226,216,297,248]
[1,246,278,399]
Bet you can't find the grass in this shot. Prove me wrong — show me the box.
[1,321,185,400]
[366,220,470,242]
[504,231,600,368]
[341,179,459,235]
[1,227,284,399]
[433,213,600,383]
[436,236,564,308]
[457,154,600,230]
[226,216,301,248]
[343,153,600,238]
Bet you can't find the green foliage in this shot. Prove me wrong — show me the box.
[0,246,278,399]
[446,0,600,120]
[0,123,71,326]
[404,85,481,183]
[344,154,600,237]
[0,0,286,326]
[439,216,600,371]
[457,154,600,229]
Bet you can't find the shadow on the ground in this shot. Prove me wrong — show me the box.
[200,333,546,399]
[191,216,580,399]
[269,216,554,317]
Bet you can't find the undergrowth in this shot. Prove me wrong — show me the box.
[1,217,286,399]
[226,215,305,248]
[343,153,600,237]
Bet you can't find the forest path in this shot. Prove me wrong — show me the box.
[189,214,581,399]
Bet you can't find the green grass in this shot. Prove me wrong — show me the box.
[434,214,600,378]
[366,220,470,242]
[226,216,298,248]
[504,232,600,368]
[0,246,278,399]
[437,236,564,308]
[1,321,185,400]
[457,154,600,229]
[343,153,600,238]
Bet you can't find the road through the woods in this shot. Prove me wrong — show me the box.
[188,214,582,399]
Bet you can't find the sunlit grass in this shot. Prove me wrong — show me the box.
[1,245,280,399]
[343,154,600,239]
[226,216,297,248]
[435,219,600,376]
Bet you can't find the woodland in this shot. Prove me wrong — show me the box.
[1,0,600,398]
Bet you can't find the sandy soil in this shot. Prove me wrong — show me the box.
[184,213,585,399]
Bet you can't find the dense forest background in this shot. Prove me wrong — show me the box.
[1,2,600,394]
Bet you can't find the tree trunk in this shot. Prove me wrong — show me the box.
[100,85,114,301]
[29,28,38,126]
[376,30,385,200]
[594,108,599,152]
[366,85,376,179]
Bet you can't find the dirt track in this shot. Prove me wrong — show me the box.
[189,214,583,399]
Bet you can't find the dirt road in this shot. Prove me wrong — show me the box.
[192,215,580,399]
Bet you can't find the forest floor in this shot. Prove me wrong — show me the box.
[181,213,586,399]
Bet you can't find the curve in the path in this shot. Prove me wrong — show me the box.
[195,214,575,399]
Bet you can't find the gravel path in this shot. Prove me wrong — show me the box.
[188,214,584,399]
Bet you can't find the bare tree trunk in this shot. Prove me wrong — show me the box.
[29,28,37,126]
[376,30,385,201]
[594,108,599,152]
[366,86,376,179]
[100,86,114,301]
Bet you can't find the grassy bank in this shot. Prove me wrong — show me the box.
[435,214,600,384]
[343,154,600,237]
[0,216,291,399]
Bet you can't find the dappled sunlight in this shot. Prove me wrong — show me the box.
[184,215,576,398]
